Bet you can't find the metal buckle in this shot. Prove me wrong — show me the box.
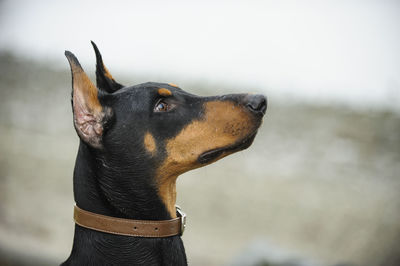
[175,205,186,236]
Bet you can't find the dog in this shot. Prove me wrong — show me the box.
[61,41,266,266]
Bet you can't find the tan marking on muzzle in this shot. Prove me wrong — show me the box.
[156,100,255,216]
[144,132,156,155]
[168,83,179,88]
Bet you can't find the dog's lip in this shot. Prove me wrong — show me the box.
[198,131,258,164]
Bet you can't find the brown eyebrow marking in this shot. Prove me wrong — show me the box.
[168,83,178,88]
[158,88,172,96]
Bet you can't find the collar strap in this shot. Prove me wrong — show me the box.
[73,205,186,238]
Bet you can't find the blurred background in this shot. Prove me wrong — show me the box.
[0,0,399,265]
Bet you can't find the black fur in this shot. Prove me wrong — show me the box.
[91,41,124,93]
[62,43,266,266]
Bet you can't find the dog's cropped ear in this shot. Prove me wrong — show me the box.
[91,41,124,93]
[65,51,111,148]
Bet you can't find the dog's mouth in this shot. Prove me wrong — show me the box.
[198,131,258,164]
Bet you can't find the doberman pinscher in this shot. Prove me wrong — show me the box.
[62,42,266,266]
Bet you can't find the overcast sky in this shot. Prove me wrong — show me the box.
[0,0,399,110]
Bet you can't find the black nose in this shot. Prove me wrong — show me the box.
[245,94,267,115]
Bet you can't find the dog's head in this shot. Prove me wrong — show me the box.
[66,42,266,217]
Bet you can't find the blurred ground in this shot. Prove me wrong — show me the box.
[0,53,399,266]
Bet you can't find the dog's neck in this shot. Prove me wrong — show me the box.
[73,141,173,221]
[63,142,188,266]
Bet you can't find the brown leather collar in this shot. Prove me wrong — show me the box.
[73,205,186,238]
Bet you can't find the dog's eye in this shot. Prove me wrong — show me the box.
[154,100,171,112]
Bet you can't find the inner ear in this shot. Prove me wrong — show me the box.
[91,41,124,93]
[65,50,111,148]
